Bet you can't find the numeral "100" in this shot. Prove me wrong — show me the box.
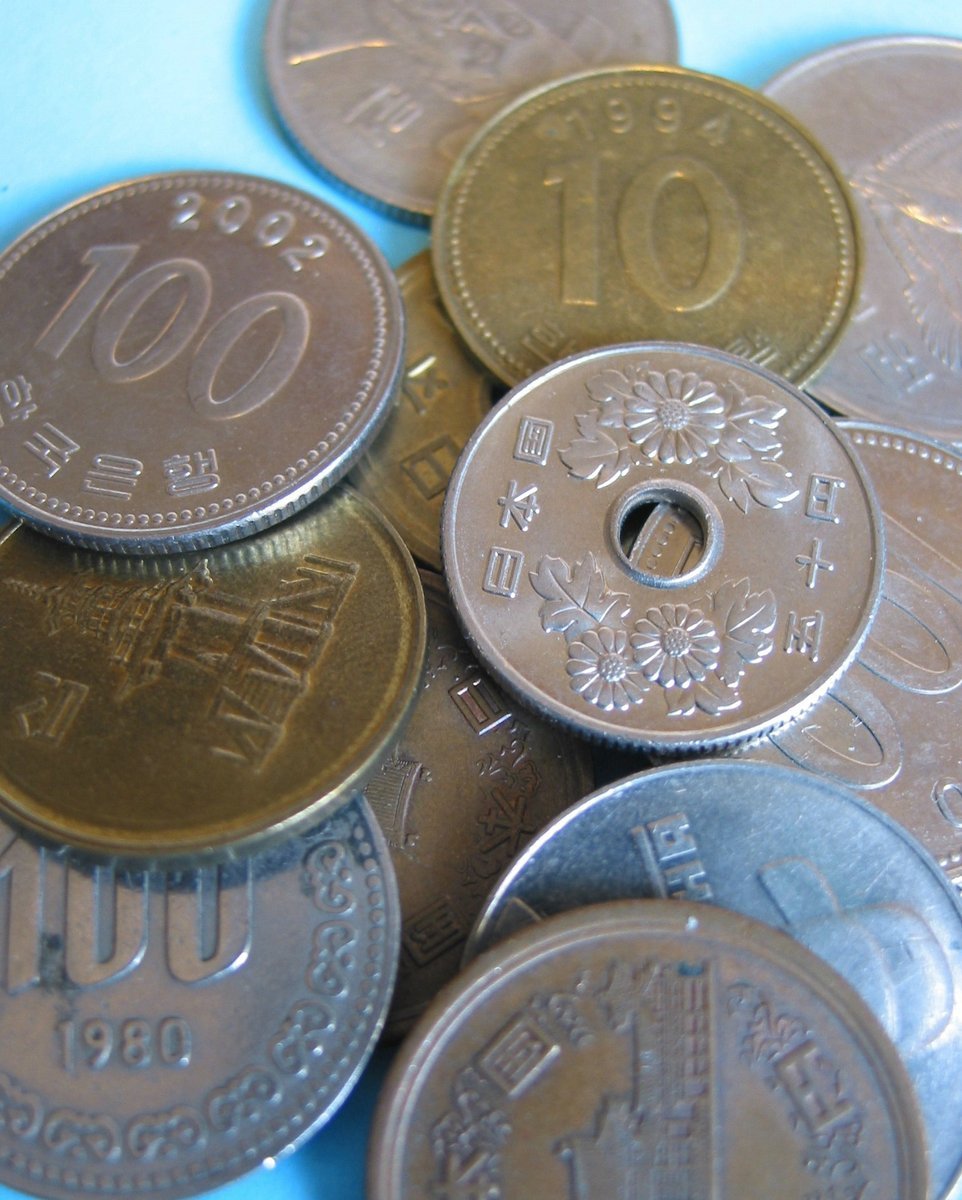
[37,244,310,420]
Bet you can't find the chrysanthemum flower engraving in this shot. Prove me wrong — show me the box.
[566,626,648,710]
[624,369,727,464]
[631,604,721,690]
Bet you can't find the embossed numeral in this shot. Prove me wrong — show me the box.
[36,245,310,420]
[59,1017,192,1072]
[546,154,743,310]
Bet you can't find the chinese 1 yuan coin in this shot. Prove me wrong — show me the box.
[0,172,404,553]
[441,343,883,750]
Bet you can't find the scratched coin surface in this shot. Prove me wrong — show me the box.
[0,172,404,553]
[363,569,592,1037]
[765,38,962,443]
[441,344,882,749]
[0,794,398,1200]
[351,252,497,570]
[742,424,962,896]
[433,64,859,386]
[466,759,962,1199]
[0,486,425,862]
[264,0,679,220]
[370,901,926,1199]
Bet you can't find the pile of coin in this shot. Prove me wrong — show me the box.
[1,3,961,1197]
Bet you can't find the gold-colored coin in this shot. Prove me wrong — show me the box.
[0,487,425,863]
[433,66,860,386]
[351,251,497,569]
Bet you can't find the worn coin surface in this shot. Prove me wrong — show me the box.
[744,424,962,893]
[764,37,962,442]
[351,252,497,570]
[433,64,859,386]
[0,172,404,553]
[466,758,962,1199]
[0,794,398,1200]
[370,900,926,1199]
[0,487,425,862]
[441,343,883,749]
[264,0,679,220]
[363,569,592,1036]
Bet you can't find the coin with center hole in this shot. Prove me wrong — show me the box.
[441,343,883,749]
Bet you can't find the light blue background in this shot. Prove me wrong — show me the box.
[2,2,962,1197]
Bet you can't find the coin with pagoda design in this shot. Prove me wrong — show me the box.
[441,343,882,749]
[370,901,926,1199]
[0,486,425,862]
[0,172,404,553]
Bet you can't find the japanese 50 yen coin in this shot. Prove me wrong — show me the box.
[441,344,883,749]
[0,173,405,553]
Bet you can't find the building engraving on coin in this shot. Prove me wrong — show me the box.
[0,797,397,1197]
[0,173,405,553]
[0,489,425,860]
[442,345,882,748]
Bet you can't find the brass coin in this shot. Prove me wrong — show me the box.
[370,901,927,1199]
[351,252,497,570]
[0,487,425,863]
[364,569,592,1037]
[433,65,859,386]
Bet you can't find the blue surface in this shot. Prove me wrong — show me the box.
[2,1,962,1197]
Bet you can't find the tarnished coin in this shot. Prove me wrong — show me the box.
[743,425,962,891]
[433,64,859,386]
[370,901,926,1199]
[0,172,404,553]
[0,486,425,862]
[264,0,679,220]
[765,38,962,443]
[466,759,962,1199]
[363,569,592,1036]
[351,252,497,570]
[441,344,883,749]
[0,794,398,1200]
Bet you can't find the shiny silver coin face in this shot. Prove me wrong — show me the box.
[0,796,398,1199]
[0,173,404,553]
[441,343,883,749]
[371,901,926,1199]
[466,758,962,1199]
[764,37,962,444]
[750,424,962,891]
[263,0,679,219]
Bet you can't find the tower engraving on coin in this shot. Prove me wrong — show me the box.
[442,345,882,749]
[0,173,405,553]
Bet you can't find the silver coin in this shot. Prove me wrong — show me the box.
[0,173,405,554]
[764,36,962,443]
[441,342,883,749]
[0,794,397,1199]
[263,0,679,220]
[466,758,962,1199]
[371,900,927,1199]
[744,424,962,888]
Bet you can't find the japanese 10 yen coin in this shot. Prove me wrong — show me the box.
[0,795,400,1200]
[362,569,592,1037]
[264,0,679,220]
[0,487,425,862]
[0,172,405,554]
[432,64,859,387]
[441,343,883,750]
[369,901,927,1199]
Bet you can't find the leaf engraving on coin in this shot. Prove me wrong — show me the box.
[560,364,799,512]
[531,552,776,716]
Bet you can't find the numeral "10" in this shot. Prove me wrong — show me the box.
[36,244,310,420]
